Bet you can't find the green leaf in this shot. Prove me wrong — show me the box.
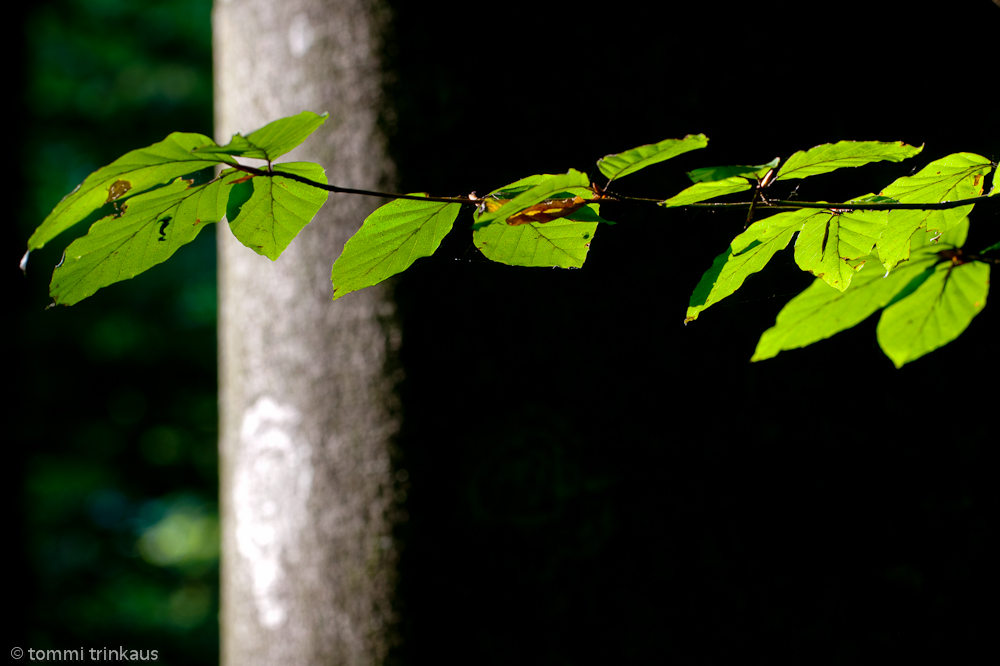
[660,177,751,207]
[28,132,225,253]
[471,172,606,267]
[472,170,590,231]
[479,174,612,225]
[473,216,598,268]
[793,206,888,291]
[776,140,923,181]
[880,153,990,207]
[876,260,989,368]
[192,111,328,162]
[49,171,242,306]
[686,157,779,183]
[597,134,708,182]
[875,153,991,270]
[330,196,461,300]
[227,162,330,260]
[751,244,942,362]
[685,208,817,323]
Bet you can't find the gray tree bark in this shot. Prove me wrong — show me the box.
[214,1,399,664]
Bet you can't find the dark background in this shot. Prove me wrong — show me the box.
[11,1,999,664]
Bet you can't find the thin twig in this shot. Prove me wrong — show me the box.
[231,163,997,214]
[231,164,479,205]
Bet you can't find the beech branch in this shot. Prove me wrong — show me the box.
[232,163,998,214]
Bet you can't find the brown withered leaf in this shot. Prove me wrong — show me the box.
[503,195,588,226]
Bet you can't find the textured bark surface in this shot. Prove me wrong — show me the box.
[214,1,399,664]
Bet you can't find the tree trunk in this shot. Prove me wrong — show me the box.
[214,1,399,664]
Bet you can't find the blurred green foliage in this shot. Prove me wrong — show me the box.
[18,1,218,663]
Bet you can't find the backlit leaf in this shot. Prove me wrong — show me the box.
[471,170,591,231]
[472,172,606,267]
[226,162,330,260]
[597,134,708,182]
[330,196,461,300]
[49,170,243,306]
[776,140,922,181]
[686,157,779,183]
[752,244,941,362]
[876,259,989,368]
[793,206,887,291]
[473,216,598,268]
[28,132,225,253]
[661,177,751,207]
[875,153,991,270]
[192,111,328,162]
[685,208,818,323]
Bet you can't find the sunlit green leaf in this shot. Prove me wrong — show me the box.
[752,245,941,362]
[226,162,330,260]
[50,171,242,306]
[473,216,598,268]
[880,153,990,205]
[776,140,922,181]
[192,111,328,162]
[470,172,608,267]
[597,134,708,182]
[793,207,887,291]
[876,153,991,270]
[685,208,818,323]
[876,259,989,368]
[660,177,752,207]
[686,157,779,183]
[472,170,591,231]
[330,195,461,300]
[29,132,225,253]
[479,173,613,224]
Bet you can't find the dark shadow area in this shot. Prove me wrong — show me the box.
[386,1,999,664]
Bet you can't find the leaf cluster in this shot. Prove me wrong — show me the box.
[24,112,999,367]
[24,111,330,305]
[681,144,994,367]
